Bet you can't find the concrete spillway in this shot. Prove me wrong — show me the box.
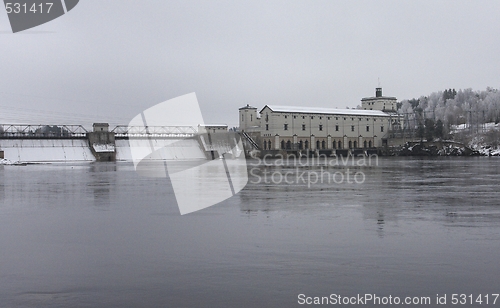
[0,139,94,162]
[116,138,206,161]
[0,138,207,163]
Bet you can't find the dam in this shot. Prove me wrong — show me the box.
[0,123,234,163]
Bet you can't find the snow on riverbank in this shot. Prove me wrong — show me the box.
[469,135,500,156]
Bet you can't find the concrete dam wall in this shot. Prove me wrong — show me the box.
[0,139,94,162]
[0,138,207,163]
[0,124,235,163]
[115,138,206,161]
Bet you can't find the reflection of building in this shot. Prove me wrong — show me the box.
[239,88,397,152]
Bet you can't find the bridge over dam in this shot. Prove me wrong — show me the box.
[0,124,240,163]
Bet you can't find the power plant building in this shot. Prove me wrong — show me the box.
[239,88,398,152]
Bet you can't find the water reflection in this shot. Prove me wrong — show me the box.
[240,157,500,233]
[88,162,117,207]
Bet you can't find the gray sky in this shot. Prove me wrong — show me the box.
[1,0,500,128]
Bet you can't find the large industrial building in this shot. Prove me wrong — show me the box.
[239,88,399,154]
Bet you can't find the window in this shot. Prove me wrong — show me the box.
[242,114,244,121]
[286,141,291,149]
[319,124,323,131]
[351,125,355,132]
[381,126,384,132]
[250,114,253,121]
[304,140,309,149]
[266,124,269,131]
[322,140,326,149]
[265,114,269,122]
[336,117,339,120]
[316,140,320,149]
[319,117,322,120]
[335,125,339,131]
[344,118,346,120]
[299,140,303,150]
[327,117,330,120]
[351,118,354,121]
[281,140,285,149]
[284,124,288,131]
[302,124,306,131]
[310,116,314,119]
[284,115,288,119]
[294,115,296,119]
[366,126,370,132]
[333,140,337,149]
[302,116,305,119]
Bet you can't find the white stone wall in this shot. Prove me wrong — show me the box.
[361,98,397,112]
[258,106,391,149]
[238,107,259,131]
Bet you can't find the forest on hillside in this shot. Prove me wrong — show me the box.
[394,87,500,144]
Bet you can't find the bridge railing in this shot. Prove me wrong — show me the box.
[112,125,198,138]
[0,124,88,138]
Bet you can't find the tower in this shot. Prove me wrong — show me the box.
[238,104,259,131]
[361,88,397,112]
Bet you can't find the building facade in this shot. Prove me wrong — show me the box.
[239,88,398,152]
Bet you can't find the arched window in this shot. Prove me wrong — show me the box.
[333,140,337,149]
[338,141,342,149]
[268,140,272,150]
[316,140,320,150]
[349,141,352,149]
[263,140,267,150]
[322,140,326,149]
[369,140,372,148]
[281,140,285,149]
[299,140,303,150]
[353,141,357,148]
[286,140,291,150]
[305,140,309,149]
[364,140,367,148]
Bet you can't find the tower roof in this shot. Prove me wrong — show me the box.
[239,104,257,110]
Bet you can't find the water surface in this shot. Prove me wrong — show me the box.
[1,157,499,307]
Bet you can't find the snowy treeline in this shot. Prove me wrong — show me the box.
[398,87,500,134]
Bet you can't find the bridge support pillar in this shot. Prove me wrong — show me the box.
[88,123,116,161]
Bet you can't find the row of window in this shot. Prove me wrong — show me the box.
[262,140,374,150]
[279,124,384,132]
[279,115,382,122]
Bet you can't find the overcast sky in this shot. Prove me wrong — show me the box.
[1,0,500,128]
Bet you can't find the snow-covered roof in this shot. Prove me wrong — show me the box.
[198,124,227,127]
[361,96,397,101]
[261,105,390,117]
[239,104,257,110]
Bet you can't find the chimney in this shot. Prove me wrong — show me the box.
[376,88,382,97]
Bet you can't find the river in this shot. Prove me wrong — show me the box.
[1,157,499,307]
